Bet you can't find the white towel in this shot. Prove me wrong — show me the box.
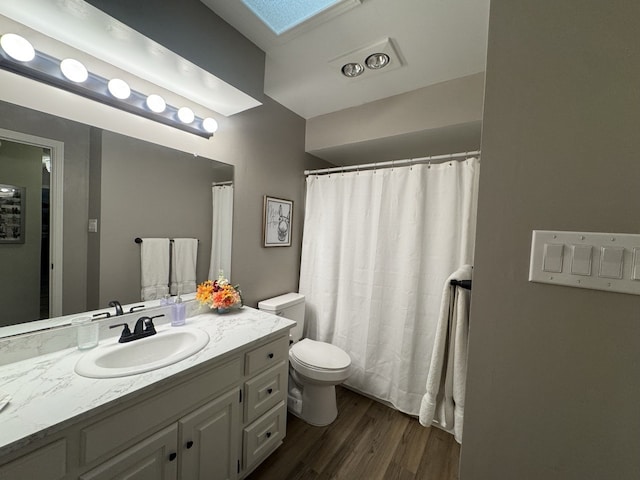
[170,238,198,295]
[140,238,170,301]
[419,264,472,444]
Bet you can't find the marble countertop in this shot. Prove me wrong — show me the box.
[0,307,295,458]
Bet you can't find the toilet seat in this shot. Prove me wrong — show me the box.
[289,338,351,383]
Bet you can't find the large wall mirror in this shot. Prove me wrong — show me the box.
[0,100,233,335]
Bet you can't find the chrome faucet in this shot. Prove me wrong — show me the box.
[108,300,124,316]
[109,314,163,343]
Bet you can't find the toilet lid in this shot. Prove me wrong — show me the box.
[290,338,351,370]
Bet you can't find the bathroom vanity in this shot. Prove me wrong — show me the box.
[0,307,295,479]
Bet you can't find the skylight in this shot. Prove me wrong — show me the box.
[242,0,342,35]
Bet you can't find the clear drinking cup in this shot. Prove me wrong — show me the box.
[72,316,99,350]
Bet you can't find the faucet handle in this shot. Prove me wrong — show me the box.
[129,305,145,313]
[109,322,132,343]
[143,314,164,334]
[92,312,111,319]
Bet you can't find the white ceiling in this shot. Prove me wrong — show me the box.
[201,0,491,120]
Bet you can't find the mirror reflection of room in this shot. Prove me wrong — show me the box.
[0,104,234,329]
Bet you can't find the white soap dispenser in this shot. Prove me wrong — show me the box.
[171,292,186,326]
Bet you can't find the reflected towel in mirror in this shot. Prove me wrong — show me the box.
[170,238,198,295]
[140,238,170,300]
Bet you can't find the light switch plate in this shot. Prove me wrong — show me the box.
[529,230,640,295]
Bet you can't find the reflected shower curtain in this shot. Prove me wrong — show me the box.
[208,184,233,280]
[299,158,480,415]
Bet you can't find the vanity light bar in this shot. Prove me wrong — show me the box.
[0,35,217,139]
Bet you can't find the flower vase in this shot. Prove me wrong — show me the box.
[216,307,231,314]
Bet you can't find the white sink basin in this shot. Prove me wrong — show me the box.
[75,327,210,378]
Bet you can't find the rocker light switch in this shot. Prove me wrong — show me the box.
[599,246,624,279]
[542,243,564,273]
[633,248,640,281]
[570,244,592,276]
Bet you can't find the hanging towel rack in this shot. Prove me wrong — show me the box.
[135,238,199,244]
[304,150,480,176]
[450,279,472,290]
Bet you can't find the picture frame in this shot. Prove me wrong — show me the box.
[0,184,25,244]
[263,195,293,247]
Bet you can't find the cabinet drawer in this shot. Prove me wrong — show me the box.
[81,357,242,465]
[244,362,287,424]
[0,439,66,480]
[243,401,286,471]
[244,336,288,376]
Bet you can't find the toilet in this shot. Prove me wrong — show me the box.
[258,293,351,426]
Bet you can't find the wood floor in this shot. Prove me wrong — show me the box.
[246,387,460,480]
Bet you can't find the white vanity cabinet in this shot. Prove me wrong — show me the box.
[0,328,292,480]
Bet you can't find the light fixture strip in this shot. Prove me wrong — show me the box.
[0,46,214,139]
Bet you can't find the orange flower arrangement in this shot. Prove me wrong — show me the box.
[196,273,242,311]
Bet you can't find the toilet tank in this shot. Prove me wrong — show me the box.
[258,293,305,343]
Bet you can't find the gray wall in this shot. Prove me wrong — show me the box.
[461,1,640,479]
[96,131,233,307]
[306,73,484,165]
[0,141,41,324]
[214,95,310,306]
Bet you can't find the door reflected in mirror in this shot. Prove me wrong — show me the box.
[0,139,51,324]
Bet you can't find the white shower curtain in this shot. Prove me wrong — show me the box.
[208,184,233,280]
[299,158,480,415]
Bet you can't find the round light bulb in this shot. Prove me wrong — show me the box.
[60,58,88,83]
[202,117,218,133]
[365,53,390,70]
[107,78,131,100]
[0,33,35,62]
[341,62,364,78]
[146,94,166,113]
[177,107,195,124]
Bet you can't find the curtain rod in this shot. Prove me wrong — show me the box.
[304,150,481,176]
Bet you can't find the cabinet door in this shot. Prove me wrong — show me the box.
[179,387,240,480]
[80,425,178,480]
[0,439,66,480]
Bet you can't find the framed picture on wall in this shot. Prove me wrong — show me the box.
[263,196,293,247]
[0,184,25,244]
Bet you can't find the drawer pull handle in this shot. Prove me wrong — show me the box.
[186,440,194,449]
[169,452,177,462]
[268,353,274,359]
[266,431,272,439]
[267,388,273,395]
